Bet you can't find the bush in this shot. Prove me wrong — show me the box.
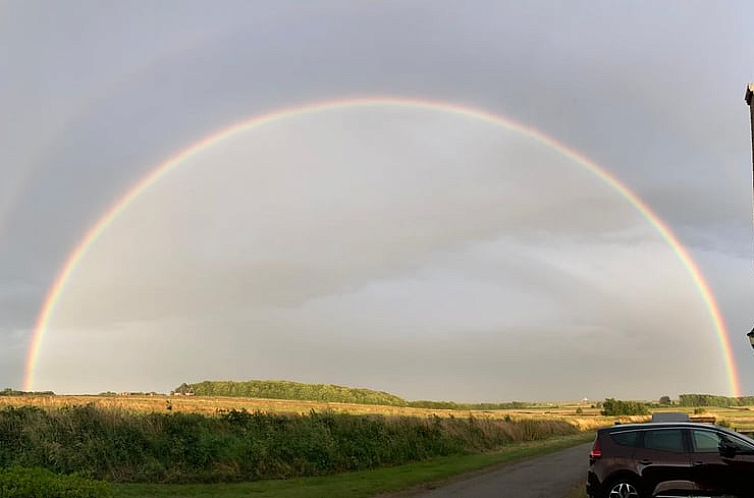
[0,405,579,483]
[600,399,649,416]
[0,467,111,498]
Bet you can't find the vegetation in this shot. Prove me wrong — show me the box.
[0,467,111,498]
[0,404,578,484]
[0,388,55,396]
[659,396,671,405]
[0,394,621,432]
[113,434,593,498]
[175,381,407,406]
[679,394,754,407]
[406,400,546,410]
[175,381,548,410]
[600,398,649,416]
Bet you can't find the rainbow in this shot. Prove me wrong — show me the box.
[23,96,742,395]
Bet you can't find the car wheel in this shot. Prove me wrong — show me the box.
[604,478,642,498]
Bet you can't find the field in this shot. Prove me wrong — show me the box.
[8,394,754,430]
[0,394,642,431]
[4,394,754,497]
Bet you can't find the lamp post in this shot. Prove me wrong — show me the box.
[747,84,754,350]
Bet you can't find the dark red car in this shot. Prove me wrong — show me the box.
[587,422,754,498]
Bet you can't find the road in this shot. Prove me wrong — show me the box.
[407,442,591,498]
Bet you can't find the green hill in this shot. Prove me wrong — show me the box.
[173,380,408,406]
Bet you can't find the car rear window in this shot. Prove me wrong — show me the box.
[610,431,641,447]
[643,429,685,453]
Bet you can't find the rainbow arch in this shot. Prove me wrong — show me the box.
[23,96,741,395]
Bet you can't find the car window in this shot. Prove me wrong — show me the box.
[724,435,754,452]
[643,429,685,453]
[692,430,722,453]
[611,431,641,447]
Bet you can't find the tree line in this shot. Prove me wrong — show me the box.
[678,394,754,407]
[173,381,546,410]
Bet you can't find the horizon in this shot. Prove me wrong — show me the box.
[8,377,749,406]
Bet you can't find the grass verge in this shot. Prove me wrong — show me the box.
[114,432,593,498]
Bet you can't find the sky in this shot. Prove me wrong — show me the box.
[1,1,753,401]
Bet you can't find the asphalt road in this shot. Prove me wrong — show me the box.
[409,442,592,498]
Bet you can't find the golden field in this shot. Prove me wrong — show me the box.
[4,395,754,433]
[0,395,633,430]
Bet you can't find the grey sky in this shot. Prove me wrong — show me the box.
[2,1,753,400]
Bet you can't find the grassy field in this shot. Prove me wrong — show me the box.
[15,394,754,435]
[112,433,594,497]
[0,402,584,483]
[5,394,754,497]
[0,395,644,431]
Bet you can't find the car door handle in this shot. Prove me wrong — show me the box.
[693,461,705,466]
[639,459,652,465]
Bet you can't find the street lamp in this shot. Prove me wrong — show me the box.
[747,84,754,350]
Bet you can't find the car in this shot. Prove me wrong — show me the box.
[587,422,754,498]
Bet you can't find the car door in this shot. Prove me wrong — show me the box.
[632,428,694,497]
[718,432,754,498]
[689,428,731,496]
[689,428,754,497]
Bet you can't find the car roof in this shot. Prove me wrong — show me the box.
[598,422,754,446]
[600,422,723,433]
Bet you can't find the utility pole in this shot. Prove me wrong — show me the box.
[747,84,754,225]
[745,84,754,349]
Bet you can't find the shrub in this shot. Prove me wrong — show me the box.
[0,467,111,498]
[0,405,579,483]
[600,399,649,416]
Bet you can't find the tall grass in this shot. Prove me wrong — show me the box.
[0,405,578,483]
[0,467,112,498]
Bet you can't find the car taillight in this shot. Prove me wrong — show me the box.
[590,438,602,459]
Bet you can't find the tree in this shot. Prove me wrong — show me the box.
[601,398,649,416]
[659,396,671,405]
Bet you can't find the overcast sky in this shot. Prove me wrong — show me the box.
[1,1,753,401]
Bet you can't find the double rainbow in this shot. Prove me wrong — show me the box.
[23,97,741,395]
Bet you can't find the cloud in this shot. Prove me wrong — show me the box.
[4,1,753,396]
[34,107,727,399]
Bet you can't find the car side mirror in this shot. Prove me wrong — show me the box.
[719,442,737,458]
